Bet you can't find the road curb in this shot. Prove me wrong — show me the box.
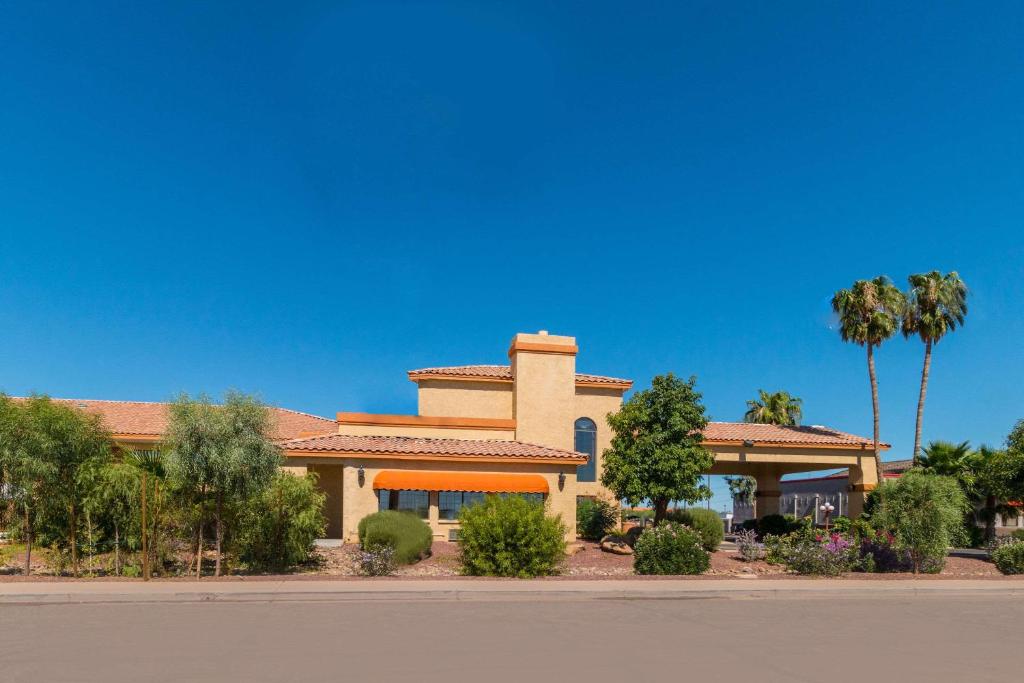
[3,579,1024,605]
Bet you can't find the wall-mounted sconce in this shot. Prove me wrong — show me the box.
[558,472,566,491]
[358,465,365,487]
[742,439,755,448]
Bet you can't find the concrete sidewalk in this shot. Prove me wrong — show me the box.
[2,578,1023,604]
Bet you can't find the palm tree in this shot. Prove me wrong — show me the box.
[918,440,976,494]
[832,276,906,486]
[902,271,968,465]
[744,390,803,426]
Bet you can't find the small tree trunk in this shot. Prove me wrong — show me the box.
[195,521,204,579]
[114,522,121,576]
[912,339,933,466]
[23,504,32,577]
[653,498,669,524]
[214,493,223,577]
[141,471,149,581]
[70,501,79,577]
[985,495,997,542]
[867,344,885,487]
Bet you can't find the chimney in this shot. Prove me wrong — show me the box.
[508,331,577,450]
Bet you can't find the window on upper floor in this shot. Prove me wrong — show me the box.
[575,417,598,482]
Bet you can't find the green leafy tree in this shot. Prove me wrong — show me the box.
[831,276,906,486]
[26,397,111,576]
[601,374,713,523]
[0,395,55,575]
[725,475,756,511]
[874,470,968,574]
[79,459,140,575]
[744,390,802,426]
[974,445,1015,541]
[902,271,968,464]
[164,392,281,577]
[124,448,169,578]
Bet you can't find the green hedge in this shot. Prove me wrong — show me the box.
[665,508,724,551]
[458,495,566,577]
[357,511,433,565]
[633,522,709,575]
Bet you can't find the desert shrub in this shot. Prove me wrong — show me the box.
[873,471,967,574]
[458,495,566,578]
[665,508,724,551]
[236,472,326,571]
[758,514,791,538]
[1013,529,1024,542]
[762,534,789,565]
[857,530,913,573]
[358,511,433,565]
[735,527,765,562]
[778,529,858,576]
[633,522,709,575]
[360,545,396,576]
[577,498,619,541]
[991,541,1024,575]
[624,525,644,547]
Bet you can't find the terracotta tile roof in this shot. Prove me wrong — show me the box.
[280,433,588,462]
[703,422,886,448]
[407,365,632,387]
[35,398,336,442]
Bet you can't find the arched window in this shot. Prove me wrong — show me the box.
[575,417,598,482]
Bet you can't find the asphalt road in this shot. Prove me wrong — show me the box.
[1,591,1020,682]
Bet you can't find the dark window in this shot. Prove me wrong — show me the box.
[575,417,598,482]
[439,491,486,520]
[377,489,429,519]
[439,491,545,520]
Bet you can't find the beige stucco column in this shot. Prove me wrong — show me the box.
[846,455,880,518]
[754,469,782,518]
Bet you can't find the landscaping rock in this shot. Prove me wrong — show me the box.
[566,542,586,556]
[600,536,634,555]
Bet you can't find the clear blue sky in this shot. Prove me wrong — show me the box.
[2,2,1022,511]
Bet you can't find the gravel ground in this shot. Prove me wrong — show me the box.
[1,540,1014,580]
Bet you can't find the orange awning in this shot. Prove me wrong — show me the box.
[372,471,549,494]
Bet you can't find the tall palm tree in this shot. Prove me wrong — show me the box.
[744,390,803,426]
[902,271,968,465]
[832,276,906,486]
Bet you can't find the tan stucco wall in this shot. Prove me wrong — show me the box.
[288,456,579,542]
[337,423,515,440]
[510,333,577,452]
[417,380,513,419]
[573,386,625,499]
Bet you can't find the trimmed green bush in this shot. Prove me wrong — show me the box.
[577,498,620,541]
[633,522,709,575]
[873,471,967,574]
[665,508,724,551]
[236,472,326,571]
[358,511,433,565]
[992,542,1024,575]
[1011,529,1024,542]
[458,495,566,578]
